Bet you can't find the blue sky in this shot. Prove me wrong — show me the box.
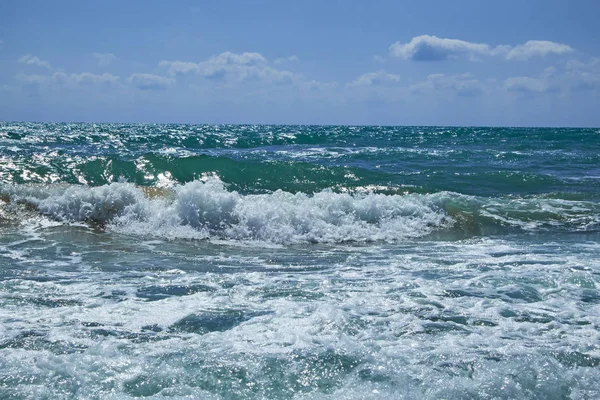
[1,0,599,126]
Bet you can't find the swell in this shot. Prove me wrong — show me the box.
[2,179,599,244]
[0,153,395,194]
[3,150,599,197]
[2,123,599,150]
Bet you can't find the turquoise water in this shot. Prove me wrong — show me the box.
[1,123,599,399]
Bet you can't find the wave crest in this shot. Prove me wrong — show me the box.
[1,178,449,243]
[2,178,598,244]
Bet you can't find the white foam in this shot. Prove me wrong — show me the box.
[3,179,599,244]
[2,179,451,244]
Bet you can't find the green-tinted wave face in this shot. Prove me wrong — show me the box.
[2,123,599,198]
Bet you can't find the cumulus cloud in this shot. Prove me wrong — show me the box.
[507,41,573,60]
[93,53,116,67]
[390,35,492,61]
[160,51,269,80]
[127,73,175,90]
[160,51,312,87]
[505,60,600,94]
[565,58,600,90]
[412,73,485,96]
[208,51,267,67]
[198,51,274,82]
[348,70,400,87]
[18,54,52,69]
[504,66,559,94]
[390,35,573,62]
[159,60,200,76]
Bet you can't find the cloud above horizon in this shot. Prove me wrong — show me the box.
[274,55,299,65]
[159,51,334,89]
[390,35,574,62]
[504,60,600,94]
[7,38,599,126]
[348,70,400,87]
[128,73,174,90]
[17,72,121,86]
[411,73,486,96]
[18,54,53,69]
[93,53,117,67]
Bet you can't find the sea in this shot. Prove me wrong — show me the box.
[0,123,599,399]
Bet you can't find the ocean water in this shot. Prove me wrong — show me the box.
[0,122,599,399]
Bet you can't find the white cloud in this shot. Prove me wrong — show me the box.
[274,55,299,65]
[93,53,116,67]
[160,52,270,80]
[373,55,385,63]
[503,65,586,94]
[159,60,200,76]
[128,73,174,90]
[17,72,120,86]
[198,52,272,82]
[390,35,493,61]
[348,70,400,87]
[210,51,267,66]
[18,54,52,69]
[504,76,552,93]
[507,41,573,60]
[16,73,50,85]
[412,73,485,96]
[390,35,573,62]
[160,51,308,86]
[565,58,600,90]
[61,72,120,86]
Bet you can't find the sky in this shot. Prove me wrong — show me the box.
[1,0,599,126]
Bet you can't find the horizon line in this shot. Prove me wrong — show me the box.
[1,120,599,130]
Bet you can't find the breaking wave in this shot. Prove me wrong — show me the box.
[2,178,599,244]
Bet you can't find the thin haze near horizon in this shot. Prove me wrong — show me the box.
[0,0,599,127]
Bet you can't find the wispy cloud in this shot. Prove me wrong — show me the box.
[565,58,600,90]
[57,72,120,86]
[348,70,400,87]
[17,72,120,86]
[159,60,200,76]
[128,73,174,90]
[18,54,53,69]
[505,60,600,94]
[507,41,573,60]
[411,73,486,96]
[390,35,573,62]
[93,53,117,67]
[390,35,493,61]
[15,73,50,85]
[159,51,329,88]
[274,55,299,65]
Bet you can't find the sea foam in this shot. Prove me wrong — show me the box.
[1,178,450,244]
[3,177,599,244]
